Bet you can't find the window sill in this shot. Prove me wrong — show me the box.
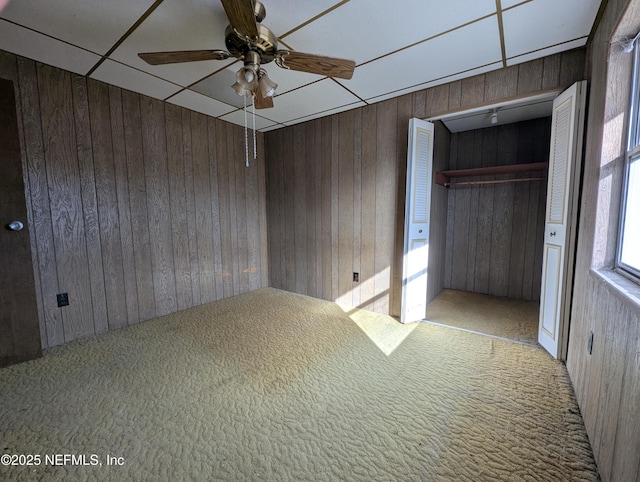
[592,268,640,313]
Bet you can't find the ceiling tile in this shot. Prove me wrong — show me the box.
[90,60,182,100]
[219,109,280,130]
[0,20,101,75]
[502,0,600,59]
[167,89,236,118]
[110,0,235,86]
[257,0,341,38]
[501,0,528,9]
[365,62,503,104]
[283,101,366,126]
[284,0,497,65]
[0,0,156,55]
[340,15,502,101]
[264,78,361,123]
[190,62,245,109]
[506,38,587,66]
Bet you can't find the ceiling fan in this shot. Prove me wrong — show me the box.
[138,0,356,109]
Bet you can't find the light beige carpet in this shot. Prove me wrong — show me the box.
[0,288,598,481]
[427,289,540,345]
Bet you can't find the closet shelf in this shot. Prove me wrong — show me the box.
[435,161,548,187]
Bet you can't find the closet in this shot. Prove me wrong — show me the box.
[440,117,552,301]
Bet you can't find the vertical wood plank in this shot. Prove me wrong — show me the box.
[256,131,269,289]
[109,85,139,325]
[448,81,462,111]
[293,123,308,295]
[331,116,340,302]
[412,90,427,119]
[450,131,473,291]
[87,79,127,330]
[18,59,62,347]
[484,66,519,102]
[191,111,215,303]
[122,90,156,321]
[559,48,587,87]
[165,103,192,310]
[611,313,640,481]
[216,117,234,298]
[70,74,108,335]
[374,99,397,314]
[243,119,261,292]
[426,84,449,115]
[208,118,223,300]
[488,124,517,296]
[460,75,485,108]
[141,97,177,315]
[227,123,241,295]
[352,109,362,308]
[38,64,94,342]
[337,111,355,306]
[233,124,249,294]
[313,125,323,297]
[321,117,333,300]
[465,130,483,291]
[360,105,377,310]
[517,58,544,95]
[305,122,318,298]
[593,300,629,481]
[474,127,498,294]
[542,53,561,90]
[182,108,201,306]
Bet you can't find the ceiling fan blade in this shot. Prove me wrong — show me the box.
[276,50,355,80]
[253,90,274,109]
[220,0,259,39]
[138,50,230,65]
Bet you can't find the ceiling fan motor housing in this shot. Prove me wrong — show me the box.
[225,24,278,64]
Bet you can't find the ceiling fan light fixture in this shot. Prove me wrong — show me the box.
[258,69,277,98]
[236,65,258,90]
[232,80,252,97]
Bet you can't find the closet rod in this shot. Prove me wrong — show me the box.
[446,177,545,187]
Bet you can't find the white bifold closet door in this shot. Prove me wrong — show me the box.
[401,119,434,324]
[538,81,587,360]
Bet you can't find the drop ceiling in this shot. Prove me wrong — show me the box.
[0,0,602,132]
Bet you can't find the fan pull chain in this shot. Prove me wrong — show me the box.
[243,94,249,168]
[252,99,257,161]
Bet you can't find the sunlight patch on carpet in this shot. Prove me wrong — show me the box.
[338,304,418,355]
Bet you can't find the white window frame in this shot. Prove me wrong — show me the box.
[618,40,640,281]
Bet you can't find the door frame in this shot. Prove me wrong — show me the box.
[417,88,583,359]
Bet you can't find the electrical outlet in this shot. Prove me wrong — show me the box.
[57,293,69,307]
[587,331,594,355]
[353,272,359,282]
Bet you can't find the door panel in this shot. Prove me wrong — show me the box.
[401,119,434,324]
[538,81,586,360]
[0,77,42,367]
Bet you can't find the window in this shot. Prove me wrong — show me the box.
[619,41,640,279]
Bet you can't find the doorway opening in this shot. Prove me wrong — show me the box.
[414,87,584,354]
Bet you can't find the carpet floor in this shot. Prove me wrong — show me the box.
[426,289,540,345]
[0,288,598,481]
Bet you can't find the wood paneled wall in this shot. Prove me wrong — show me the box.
[565,0,640,480]
[0,50,268,349]
[444,118,550,300]
[265,48,585,317]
